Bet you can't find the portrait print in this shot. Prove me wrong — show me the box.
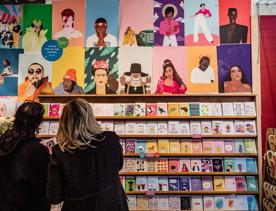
[0,5,23,49]
[84,47,118,94]
[18,53,53,102]
[217,44,252,93]
[119,47,152,94]
[185,0,219,46]
[85,0,119,47]
[52,47,84,95]
[186,46,218,93]
[154,0,184,46]
[152,47,187,94]
[22,4,52,52]
[219,0,251,44]
[120,0,154,47]
[52,0,85,46]
[0,48,23,96]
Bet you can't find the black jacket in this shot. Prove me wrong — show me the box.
[0,134,50,211]
[47,131,129,211]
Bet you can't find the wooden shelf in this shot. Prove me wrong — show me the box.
[37,134,257,139]
[125,191,259,195]
[39,94,256,98]
[38,94,256,104]
[120,172,258,176]
[43,115,257,121]
[130,210,249,211]
[130,210,251,211]
[124,153,258,157]
[119,134,257,138]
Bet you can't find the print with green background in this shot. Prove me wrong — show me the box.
[23,4,52,41]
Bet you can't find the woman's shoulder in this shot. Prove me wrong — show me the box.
[242,83,252,91]
[224,81,231,86]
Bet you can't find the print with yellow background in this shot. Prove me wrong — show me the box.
[52,47,84,89]
[186,46,218,93]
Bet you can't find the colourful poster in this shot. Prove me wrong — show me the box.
[184,0,219,46]
[219,0,251,44]
[22,4,52,52]
[0,96,17,117]
[152,47,187,94]
[119,0,154,47]
[18,53,53,102]
[118,47,152,94]
[52,0,85,46]
[154,0,184,46]
[186,46,218,93]
[0,5,23,49]
[52,47,84,95]
[217,44,252,93]
[85,0,119,47]
[0,48,23,96]
[84,47,118,94]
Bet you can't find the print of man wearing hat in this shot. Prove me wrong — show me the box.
[120,63,151,94]
[54,69,84,95]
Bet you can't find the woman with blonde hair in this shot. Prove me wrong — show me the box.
[47,98,128,211]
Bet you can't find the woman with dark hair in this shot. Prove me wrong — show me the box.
[155,59,187,94]
[0,101,50,211]
[223,65,251,93]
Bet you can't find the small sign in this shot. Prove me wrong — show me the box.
[57,37,69,48]
[41,40,63,61]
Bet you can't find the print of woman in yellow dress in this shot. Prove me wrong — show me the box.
[22,19,47,52]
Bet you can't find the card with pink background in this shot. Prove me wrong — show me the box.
[119,0,154,47]
[152,47,187,94]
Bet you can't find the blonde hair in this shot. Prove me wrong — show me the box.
[56,98,102,151]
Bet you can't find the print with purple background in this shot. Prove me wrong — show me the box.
[154,0,184,46]
[217,44,252,93]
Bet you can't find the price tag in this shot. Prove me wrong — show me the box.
[146,153,155,158]
[146,191,155,196]
[192,134,202,138]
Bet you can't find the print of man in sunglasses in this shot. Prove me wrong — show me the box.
[18,62,54,102]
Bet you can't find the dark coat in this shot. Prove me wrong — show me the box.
[47,131,129,211]
[220,24,248,43]
[0,136,50,211]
